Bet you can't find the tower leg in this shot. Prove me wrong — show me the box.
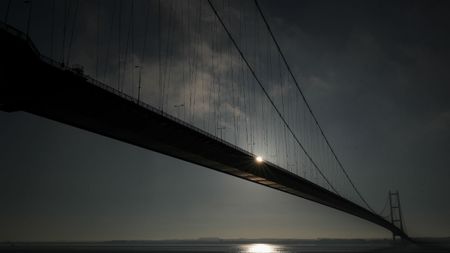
[389,191,405,241]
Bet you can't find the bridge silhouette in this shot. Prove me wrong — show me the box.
[0,0,410,241]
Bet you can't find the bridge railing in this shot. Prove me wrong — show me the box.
[0,0,375,214]
[3,21,327,198]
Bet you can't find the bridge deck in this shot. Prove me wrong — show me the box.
[0,23,409,240]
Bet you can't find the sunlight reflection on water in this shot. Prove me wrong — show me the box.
[239,243,282,253]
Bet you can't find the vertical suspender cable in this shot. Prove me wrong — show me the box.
[50,0,55,59]
[139,0,151,103]
[207,0,338,194]
[4,0,12,23]
[253,0,374,212]
[25,0,33,37]
[66,0,79,66]
[96,0,100,79]
[61,0,68,64]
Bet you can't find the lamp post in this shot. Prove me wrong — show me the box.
[135,65,142,102]
[174,104,185,119]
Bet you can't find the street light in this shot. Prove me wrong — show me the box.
[135,65,142,102]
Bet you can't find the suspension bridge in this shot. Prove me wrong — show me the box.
[0,0,410,241]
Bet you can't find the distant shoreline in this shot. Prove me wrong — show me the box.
[2,237,449,244]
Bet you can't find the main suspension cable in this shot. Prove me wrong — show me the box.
[253,0,375,212]
[207,0,338,195]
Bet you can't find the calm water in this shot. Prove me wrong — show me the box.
[1,241,449,252]
[120,243,390,252]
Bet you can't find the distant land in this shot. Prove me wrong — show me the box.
[2,237,450,245]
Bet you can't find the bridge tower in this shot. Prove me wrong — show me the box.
[389,190,405,240]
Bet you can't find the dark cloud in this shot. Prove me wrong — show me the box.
[258,0,450,236]
[1,0,450,240]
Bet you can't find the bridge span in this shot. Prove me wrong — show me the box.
[0,22,410,240]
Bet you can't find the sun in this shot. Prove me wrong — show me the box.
[255,156,264,163]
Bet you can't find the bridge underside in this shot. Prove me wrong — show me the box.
[0,23,409,240]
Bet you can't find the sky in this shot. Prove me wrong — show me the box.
[1,0,450,241]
